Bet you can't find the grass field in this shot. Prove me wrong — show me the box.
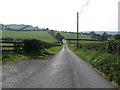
[23,26,37,30]
[2,30,58,42]
[68,41,102,44]
[60,32,102,44]
[60,32,91,39]
[6,25,39,30]
[7,25,27,30]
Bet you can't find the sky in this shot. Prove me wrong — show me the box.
[0,0,119,32]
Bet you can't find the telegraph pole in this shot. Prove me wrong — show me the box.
[118,1,120,34]
[77,12,79,49]
[76,0,90,48]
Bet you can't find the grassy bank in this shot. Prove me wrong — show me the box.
[45,45,62,54]
[68,44,120,87]
[2,45,62,64]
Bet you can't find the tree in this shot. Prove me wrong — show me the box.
[96,34,101,40]
[89,31,97,39]
[49,30,55,36]
[100,32,108,41]
[46,28,49,30]
[114,34,120,40]
[55,33,64,42]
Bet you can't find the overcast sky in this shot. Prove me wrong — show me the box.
[0,0,119,32]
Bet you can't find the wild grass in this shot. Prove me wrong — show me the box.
[2,45,62,64]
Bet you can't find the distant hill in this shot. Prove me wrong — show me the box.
[2,24,48,31]
[83,31,118,35]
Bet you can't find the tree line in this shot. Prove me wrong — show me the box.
[89,31,120,41]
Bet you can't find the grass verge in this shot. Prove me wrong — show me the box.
[2,45,62,64]
[68,44,120,88]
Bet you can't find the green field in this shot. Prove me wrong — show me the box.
[5,25,40,30]
[2,30,58,42]
[1,43,14,46]
[68,41,102,44]
[60,32,91,39]
[23,26,37,30]
[7,25,27,30]
[60,32,102,44]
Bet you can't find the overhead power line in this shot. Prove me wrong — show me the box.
[72,0,91,32]
[76,0,91,49]
[79,0,91,14]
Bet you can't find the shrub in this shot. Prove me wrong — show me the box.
[23,39,41,53]
[23,39,54,53]
[78,39,120,54]
[106,39,120,54]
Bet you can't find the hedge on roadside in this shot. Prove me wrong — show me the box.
[106,39,120,54]
[23,39,54,53]
[78,39,120,54]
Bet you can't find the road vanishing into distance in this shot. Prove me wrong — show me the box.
[2,44,115,88]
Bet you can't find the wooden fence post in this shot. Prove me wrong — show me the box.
[14,40,17,52]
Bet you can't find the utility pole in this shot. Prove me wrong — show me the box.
[76,0,90,48]
[77,12,79,49]
[118,1,120,34]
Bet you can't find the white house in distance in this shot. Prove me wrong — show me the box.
[0,24,3,30]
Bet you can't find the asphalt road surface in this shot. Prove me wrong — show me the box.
[2,44,115,88]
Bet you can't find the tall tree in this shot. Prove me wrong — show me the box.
[55,33,64,41]
[89,31,97,39]
[100,32,108,41]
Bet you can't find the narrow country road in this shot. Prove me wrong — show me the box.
[2,44,114,88]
